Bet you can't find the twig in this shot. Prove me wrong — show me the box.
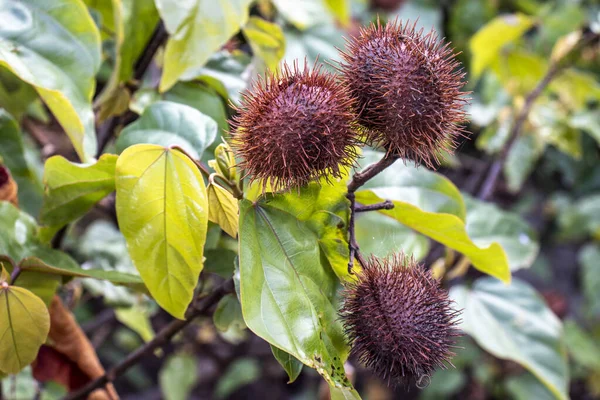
[64,278,234,400]
[355,200,394,213]
[9,266,21,285]
[346,155,399,273]
[477,63,560,200]
[477,30,599,200]
[347,155,399,193]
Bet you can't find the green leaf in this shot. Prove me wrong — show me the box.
[239,199,355,391]
[207,182,239,238]
[272,0,334,30]
[563,319,600,371]
[353,152,510,282]
[329,386,362,400]
[557,194,600,240]
[164,82,229,135]
[490,50,546,96]
[215,358,260,399]
[261,175,352,281]
[451,278,569,400]
[115,144,209,319]
[271,345,303,383]
[355,211,430,261]
[115,304,156,342]
[243,17,285,72]
[504,134,545,193]
[182,51,249,106]
[116,101,218,160]
[469,13,534,79]
[40,154,118,230]
[204,248,236,278]
[358,150,466,219]
[74,221,140,306]
[213,294,245,332]
[159,353,199,400]
[356,188,510,282]
[0,68,38,119]
[0,285,50,374]
[505,372,555,400]
[578,244,600,316]
[464,196,539,271]
[94,0,159,106]
[324,0,350,26]
[0,110,43,216]
[0,0,102,161]
[0,202,143,295]
[283,24,344,72]
[156,0,253,92]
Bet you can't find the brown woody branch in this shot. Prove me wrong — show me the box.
[346,155,399,273]
[477,29,600,200]
[64,278,235,400]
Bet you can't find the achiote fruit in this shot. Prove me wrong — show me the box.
[231,62,359,191]
[340,253,461,386]
[339,20,468,167]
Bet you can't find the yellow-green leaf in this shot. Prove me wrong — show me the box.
[355,190,510,283]
[115,305,156,342]
[470,13,534,80]
[243,16,285,72]
[115,144,209,319]
[0,285,50,374]
[324,0,350,26]
[207,182,238,238]
[0,0,102,161]
[156,0,253,92]
[40,154,118,231]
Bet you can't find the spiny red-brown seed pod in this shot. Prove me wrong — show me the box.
[230,62,359,191]
[339,20,469,168]
[340,253,461,386]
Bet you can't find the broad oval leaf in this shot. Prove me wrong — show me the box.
[40,154,118,230]
[243,16,285,72]
[356,190,510,282]
[156,0,253,92]
[353,151,510,282]
[355,211,430,261]
[469,13,534,80]
[451,278,568,400]
[115,144,209,318]
[359,150,466,219]
[271,345,303,383]
[0,202,143,296]
[0,285,50,374]
[0,0,101,161]
[159,353,199,400]
[239,199,356,394]
[116,101,218,159]
[464,196,539,271]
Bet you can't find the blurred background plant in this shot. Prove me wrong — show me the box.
[0,0,599,399]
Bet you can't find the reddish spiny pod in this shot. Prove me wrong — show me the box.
[339,20,469,167]
[230,62,360,191]
[340,253,461,386]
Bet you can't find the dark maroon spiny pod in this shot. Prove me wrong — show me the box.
[339,20,469,167]
[340,253,461,386]
[230,62,359,191]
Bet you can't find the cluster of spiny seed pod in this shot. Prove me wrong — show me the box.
[231,19,468,191]
[340,254,461,386]
[230,19,465,387]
